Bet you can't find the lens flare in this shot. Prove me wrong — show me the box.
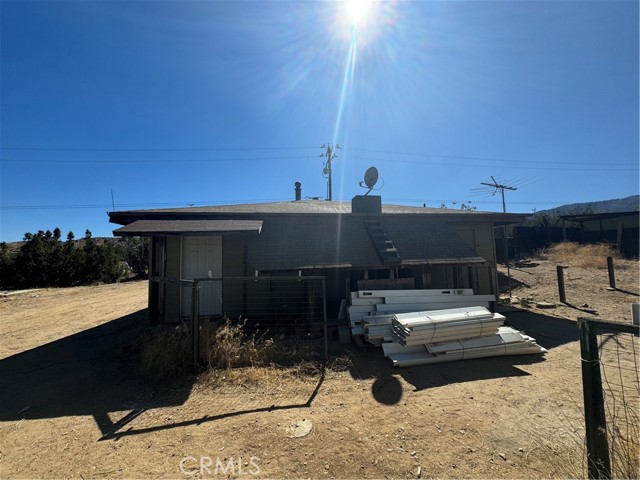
[344,0,373,26]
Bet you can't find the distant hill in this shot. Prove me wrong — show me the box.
[532,195,639,218]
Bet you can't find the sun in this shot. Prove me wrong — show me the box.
[343,0,374,27]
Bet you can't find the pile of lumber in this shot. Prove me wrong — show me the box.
[345,289,546,366]
[382,326,547,367]
[347,289,496,345]
[390,306,504,346]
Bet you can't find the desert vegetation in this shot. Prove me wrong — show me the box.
[0,229,148,289]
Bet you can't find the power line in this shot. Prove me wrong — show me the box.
[0,198,290,211]
[355,147,637,167]
[1,197,606,211]
[0,155,318,163]
[1,155,635,171]
[361,157,636,171]
[0,146,319,152]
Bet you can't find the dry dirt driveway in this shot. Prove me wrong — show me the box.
[0,279,636,478]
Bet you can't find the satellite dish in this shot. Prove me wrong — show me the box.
[360,166,379,195]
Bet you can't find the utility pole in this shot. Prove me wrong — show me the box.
[320,143,340,201]
[480,176,517,298]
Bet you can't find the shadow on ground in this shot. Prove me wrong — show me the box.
[504,308,579,350]
[497,270,531,293]
[347,307,578,405]
[0,309,327,441]
[0,309,194,437]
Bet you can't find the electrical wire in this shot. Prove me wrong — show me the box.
[354,147,637,167]
[0,155,318,163]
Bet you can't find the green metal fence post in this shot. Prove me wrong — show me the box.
[322,277,328,362]
[192,280,200,370]
[578,318,611,479]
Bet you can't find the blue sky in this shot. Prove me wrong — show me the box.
[1,0,638,241]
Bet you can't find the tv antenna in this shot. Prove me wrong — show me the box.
[480,176,517,213]
[359,166,379,195]
[478,176,517,298]
[320,143,340,201]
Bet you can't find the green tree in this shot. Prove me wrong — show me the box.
[0,242,16,289]
[118,236,149,278]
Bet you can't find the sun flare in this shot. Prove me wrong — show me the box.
[343,0,373,26]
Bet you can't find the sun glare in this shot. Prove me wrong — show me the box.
[344,0,373,26]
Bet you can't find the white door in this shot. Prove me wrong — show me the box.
[181,236,223,317]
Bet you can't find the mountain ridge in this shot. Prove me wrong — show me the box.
[531,195,639,217]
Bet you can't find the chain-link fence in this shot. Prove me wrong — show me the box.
[150,275,328,368]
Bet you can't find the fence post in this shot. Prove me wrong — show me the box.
[578,318,611,479]
[191,280,200,370]
[322,277,328,362]
[606,256,616,290]
[557,265,567,304]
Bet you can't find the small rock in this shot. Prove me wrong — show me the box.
[498,452,507,461]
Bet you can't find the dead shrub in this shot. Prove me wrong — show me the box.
[139,318,324,385]
[537,242,623,269]
[200,317,322,368]
[200,318,277,369]
[139,326,191,380]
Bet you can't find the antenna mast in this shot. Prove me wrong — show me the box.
[479,176,517,298]
[320,143,340,201]
[480,176,517,214]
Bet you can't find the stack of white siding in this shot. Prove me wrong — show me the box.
[390,306,504,346]
[382,326,547,367]
[347,289,496,344]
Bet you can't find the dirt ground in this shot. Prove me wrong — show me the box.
[0,257,638,479]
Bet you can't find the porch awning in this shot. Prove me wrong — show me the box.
[113,219,263,236]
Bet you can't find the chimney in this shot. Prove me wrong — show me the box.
[351,195,382,214]
[294,181,302,201]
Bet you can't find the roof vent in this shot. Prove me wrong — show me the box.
[294,182,301,201]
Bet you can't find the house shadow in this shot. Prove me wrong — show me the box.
[0,309,194,438]
[348,308,578,405]
[497,270,530,291]
[0,308,327,441]
[503,307,579,350]
[348,346,544,405]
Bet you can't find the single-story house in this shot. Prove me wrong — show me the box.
[109,193,527,325]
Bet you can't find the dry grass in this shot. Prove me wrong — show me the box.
[537,242,626,269]
[139,326,192,380]
[607,389,640,479]
[200,318,278,369]
[139,318,325,383]
[197,361,322,391]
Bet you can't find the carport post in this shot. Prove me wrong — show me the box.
[191,280,200,370]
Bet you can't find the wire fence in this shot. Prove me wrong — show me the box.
[150,275,328,368]
[578,318,639,479]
